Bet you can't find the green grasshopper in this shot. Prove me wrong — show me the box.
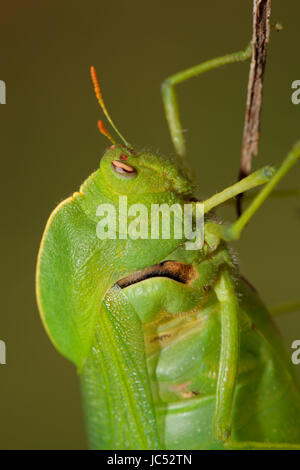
[36,38,300,449]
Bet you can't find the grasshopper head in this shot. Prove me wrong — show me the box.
[99,146,194,198]
[90,66,193,199]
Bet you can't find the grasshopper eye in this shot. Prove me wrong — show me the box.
[111,160,137,179]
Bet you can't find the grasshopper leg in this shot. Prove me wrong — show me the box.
[200,142,300,242]
[223,141,300,241]
[213,271,300,449]
[213,268,239,442]
[161,42,252,170]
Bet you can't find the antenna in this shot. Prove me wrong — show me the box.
[90,66,131,148]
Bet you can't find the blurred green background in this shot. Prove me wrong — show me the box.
[0,0,299,449]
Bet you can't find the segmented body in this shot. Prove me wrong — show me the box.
[81,240,300,449]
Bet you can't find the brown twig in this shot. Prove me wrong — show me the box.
[236,0,271,216]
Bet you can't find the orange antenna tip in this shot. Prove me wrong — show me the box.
[97,120,117,146]
[90,66,103,104]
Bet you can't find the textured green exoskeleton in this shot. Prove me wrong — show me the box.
[36,40,300,449]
